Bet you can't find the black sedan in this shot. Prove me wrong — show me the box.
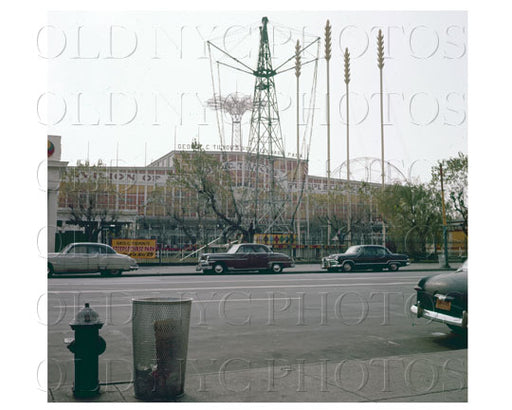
[410,261,468,333]
[321,245,409,272]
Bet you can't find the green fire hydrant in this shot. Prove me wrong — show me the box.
[66,303,106,398]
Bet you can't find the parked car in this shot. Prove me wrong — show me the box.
[197,243,295,274]
[410,260,467,333]
[48,242,139,277]
[321,245,409,272]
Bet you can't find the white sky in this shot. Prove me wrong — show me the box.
[43,9,467,183]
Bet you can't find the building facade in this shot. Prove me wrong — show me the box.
[55,149,381,252]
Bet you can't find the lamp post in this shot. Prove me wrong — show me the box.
[440,164,451,268]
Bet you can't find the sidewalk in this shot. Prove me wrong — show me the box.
[48,348,467,402]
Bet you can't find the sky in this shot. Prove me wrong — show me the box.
[42,9,467,183]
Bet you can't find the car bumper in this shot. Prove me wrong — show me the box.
[129,264,139,271]
[321,259,340,269]
[196,261,212,271]
[410,304,467,328]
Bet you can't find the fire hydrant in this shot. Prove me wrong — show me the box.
[66,303,106,398]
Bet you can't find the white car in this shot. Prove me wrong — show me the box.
[48,242,138,277]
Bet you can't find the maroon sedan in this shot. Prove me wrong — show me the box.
[197,243,294,274]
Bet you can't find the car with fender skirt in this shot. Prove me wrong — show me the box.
[48,242,138,277]
[197,243,294,274]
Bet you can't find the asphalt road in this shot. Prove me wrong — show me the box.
[47,267,467,402]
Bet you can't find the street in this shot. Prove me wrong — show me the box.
[47,266,467,402]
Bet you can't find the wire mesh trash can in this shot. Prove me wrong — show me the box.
[132,297,192,400]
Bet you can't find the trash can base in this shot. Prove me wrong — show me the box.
[73,385,100,398]
[134,392,185,402]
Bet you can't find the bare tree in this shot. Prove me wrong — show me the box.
[59,161,121,242]
[170,141,256,242]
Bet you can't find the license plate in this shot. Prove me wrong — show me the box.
[435,298,451,311]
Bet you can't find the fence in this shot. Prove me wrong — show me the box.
[130,239,467,265]
[53,232,466,264]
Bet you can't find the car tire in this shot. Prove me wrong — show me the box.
[342,262,354,272]
[271,264,283,274]
[388,263,399,272]
[101,269,122,276]
[213,263,226,274]
[447,324,467,335]
[48,264,54,278]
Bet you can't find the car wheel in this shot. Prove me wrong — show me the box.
[213,263,225,274]
[109,269,123,276]
[48,264,54,278]
[101,269,122,276]
[342,262,353,272]
[271,264,283,273]
[447,324,467,335]
[388,263,399,272]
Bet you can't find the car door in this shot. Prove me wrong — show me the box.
[356,247,376,269]
[251,245,271,269]
[64,244,90,272]
[233,245,251,269]
[86,244,102,272]
[373,246,388,269]
[97,245,124,271]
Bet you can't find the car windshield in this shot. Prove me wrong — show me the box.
[60,244,75,254]
[226,245,240,254]
[345,246,360,254]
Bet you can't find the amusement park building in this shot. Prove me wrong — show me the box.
[55,148,381,251]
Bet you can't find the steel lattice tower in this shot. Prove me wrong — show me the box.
[247,17,285,157]
[246,17,288,234]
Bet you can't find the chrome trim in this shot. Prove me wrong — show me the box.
[435,293,455,302]
[388,259,409,266]
[411,305,467,328]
